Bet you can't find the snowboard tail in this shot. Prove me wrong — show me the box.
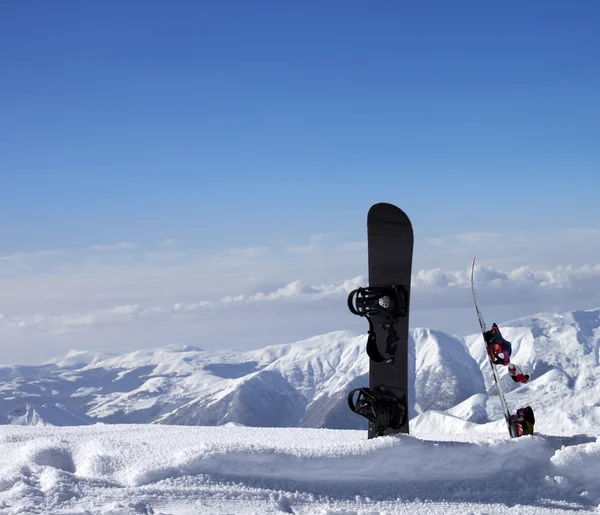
[348,203,413,438]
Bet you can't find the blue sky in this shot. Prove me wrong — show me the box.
[2,1,600,252]
[1,2,600,363]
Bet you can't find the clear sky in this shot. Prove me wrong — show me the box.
[1,1,600,364]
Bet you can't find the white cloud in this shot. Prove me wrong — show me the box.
[173,301,212,311]
[283,233,366,259]
[225,246,271,258]
[0,304,161,335]
[161,263,600,315]
[221,294,245,303]
[417,228,600,270]
[7,262,600,338]
[88,242,137,252]
[1,248,64,262]
[249,280,311,300]
[414,268,451,288]
[144,252,187,262]
[3,227,600,365]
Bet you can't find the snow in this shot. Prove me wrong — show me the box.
[2,308,600,433]
[0,424,598,514]
[3,307,600,512]
[0,327,482,430]
[413,328,485,414]
[465,309,600,434]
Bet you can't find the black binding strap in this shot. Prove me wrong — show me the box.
[347,386,406,436]
[365,319,388,363]
[347,285,408,364]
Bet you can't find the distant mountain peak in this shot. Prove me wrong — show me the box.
[1,307,599,435]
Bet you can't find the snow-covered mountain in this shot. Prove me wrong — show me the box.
[0,329,481,430]
[1,308,599,435]
[465,310,600,434]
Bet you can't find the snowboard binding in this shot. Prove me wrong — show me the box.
[509,406,535,437]
[508,364,530,384]
[347,386,406,437]
[347,285,409,364]
[484,324,512,366]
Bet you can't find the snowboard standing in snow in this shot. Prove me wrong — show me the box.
[470,257,535,438]
[347,203,413,438]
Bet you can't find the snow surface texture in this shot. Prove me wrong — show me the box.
[0,424,598,514]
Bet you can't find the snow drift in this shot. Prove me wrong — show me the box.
[0,424,597,514]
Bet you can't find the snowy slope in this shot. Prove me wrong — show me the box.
[466,309,600,434]
[0,424,598,514]
[413,328,485,414]
[0,329,481,431]
[1,308,600,437]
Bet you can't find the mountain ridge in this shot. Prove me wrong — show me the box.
[1,308,599,435]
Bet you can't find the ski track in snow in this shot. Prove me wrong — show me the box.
[0,424,598,514]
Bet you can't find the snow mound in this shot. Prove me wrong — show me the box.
[446,393,490,423]
[0,424,597,514]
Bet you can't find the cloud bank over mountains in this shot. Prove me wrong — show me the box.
[2,229,600,363]
[3,263,600,336]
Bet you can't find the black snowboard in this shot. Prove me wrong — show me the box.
[347,203,414,438]
[367,203,413,437]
